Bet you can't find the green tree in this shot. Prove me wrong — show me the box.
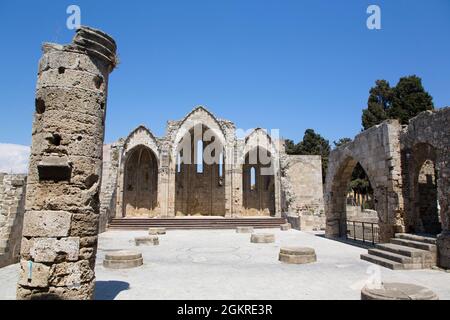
[361,75,434,130]
[284,139,298,155]
[361,80,392,130]
[333,137,352,148]
[388,75,434,124]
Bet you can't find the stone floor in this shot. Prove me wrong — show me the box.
[0,229,449,300]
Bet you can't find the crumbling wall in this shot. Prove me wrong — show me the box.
[400,107,450,268]
[17,26,117,300]
[0,174,27,267]
[99,143,121,232]
[281,155,324,230]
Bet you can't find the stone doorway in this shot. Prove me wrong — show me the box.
[123,145,158,217]
[409,143,441,236]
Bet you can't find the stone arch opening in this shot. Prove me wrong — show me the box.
[242,147,275,216]
[123,145,158,217]
[329,156,379,241]
[174,124,225,216]
[408,143,441,235]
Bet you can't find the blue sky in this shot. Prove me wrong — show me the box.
[0,0,449,150]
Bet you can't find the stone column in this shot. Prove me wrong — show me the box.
[17,26,117,300]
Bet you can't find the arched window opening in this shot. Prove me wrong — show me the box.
[219,151,224,177]
[196,139,203,173]
[250,167,256,191]
[177,152,181,173]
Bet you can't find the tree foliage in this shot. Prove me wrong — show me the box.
[361,75,434,130]
[333,137,352,148]
[286,129,330,183]
[349,163,372,195]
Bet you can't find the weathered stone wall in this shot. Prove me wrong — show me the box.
[17,26,117,299]
[324,107,450,268]
[281,154,325,230]
[0,174,27,268]
[400,107,450,268]
[99,143,121,232]
[324,120,405,242]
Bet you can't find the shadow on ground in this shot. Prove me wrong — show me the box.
[315,233,375,249]
[95,280,130,300]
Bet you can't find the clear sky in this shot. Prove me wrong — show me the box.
[0,0,449,149]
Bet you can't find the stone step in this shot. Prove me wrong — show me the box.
[360,253,404,270]
[108,217,286,230]
[376,243,431,258]
[368,248,414,264]
[390,238,436,252]
[395,233,437,245]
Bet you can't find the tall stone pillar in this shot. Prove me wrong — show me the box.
[17,26,117,299]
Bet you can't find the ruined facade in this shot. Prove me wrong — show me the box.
[16,26,117,299]
[99,106,325,229]
[324,107,450,268]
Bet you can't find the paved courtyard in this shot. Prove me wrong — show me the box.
[1,229,449,300]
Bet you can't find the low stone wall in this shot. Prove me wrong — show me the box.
[0,173,27,267]
[285,213,325,231]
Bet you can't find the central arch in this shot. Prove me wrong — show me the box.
[242,147,275,216]
[174,124,226,216]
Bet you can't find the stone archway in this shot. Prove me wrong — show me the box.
[399,109,450,268]
[325,120,405,243]
[404,143,441,235]
[242,147,275,216]
[115,125,161,218]
[123,145,159,217]
[326,154,379,239]
[166,106,232,217]
[174,124,226,216]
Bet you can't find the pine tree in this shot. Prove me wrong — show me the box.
[388,75,434,124]
[361,76,434,129]
[362,80,392,130]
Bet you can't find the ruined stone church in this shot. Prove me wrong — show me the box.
[98,106,325,232]
[0,26,448,300]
